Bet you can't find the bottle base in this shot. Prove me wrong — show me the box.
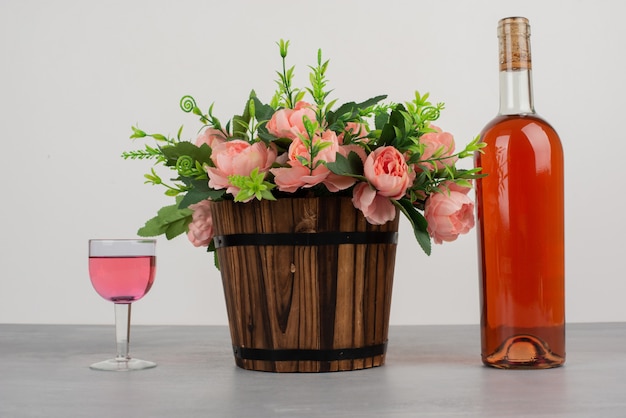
[482,334,565,369]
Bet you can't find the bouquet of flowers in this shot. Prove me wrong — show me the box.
[123,40,483,256]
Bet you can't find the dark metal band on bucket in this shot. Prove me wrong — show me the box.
[232,342,387,362]
[214,231,398,248]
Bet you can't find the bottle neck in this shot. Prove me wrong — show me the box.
[499,69,535,115]
[497,17,535,116]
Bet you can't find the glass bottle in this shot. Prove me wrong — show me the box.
[474,16,565,369]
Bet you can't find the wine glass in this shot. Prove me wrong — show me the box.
[88,239,157,371]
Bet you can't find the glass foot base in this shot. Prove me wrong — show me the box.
[90,357,157,371]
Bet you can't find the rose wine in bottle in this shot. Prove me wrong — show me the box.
[474,17,565,369]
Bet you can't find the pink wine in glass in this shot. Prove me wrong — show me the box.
[89,256,156,303]
[88,239,157,371]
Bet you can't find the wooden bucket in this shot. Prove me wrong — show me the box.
[211,197,399,372]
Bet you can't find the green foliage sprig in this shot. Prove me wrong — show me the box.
[274,40,305,109]
[229,168,276,202]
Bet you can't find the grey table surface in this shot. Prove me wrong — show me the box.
[0,323,624,418]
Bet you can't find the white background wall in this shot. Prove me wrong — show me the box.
[1,0,624,326]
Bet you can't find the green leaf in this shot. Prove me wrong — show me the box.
[294,91,306,103]
[213,248,220,270]
[137,198,193,240]
[326,95,387,127]
[257,127,277,143]
[252,96,275,122]
[455,179,473,189]
[232,115,248,139]
[178,177,225,208]
[379,122,396,145]
[390,108,407,135]
[355,95,388,110]
[161,142,212,167]
[137,216,168,237]
[234,189,253,202]
[394,198,431,255]
[379,106,412,148]
[326,151,364,176]
[334,95,388,118]
[375,112,389,130]
[195,144,213,165]
[165,216,192,240]
[178,187,225,209]
[260,189,277,200]
[232,91,254,138]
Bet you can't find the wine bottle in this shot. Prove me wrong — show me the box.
[474,16,565,369]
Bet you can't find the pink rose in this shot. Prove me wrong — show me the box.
[271,164,328,193]
[186,200,214,247]
[271,129,342,192]
[352,182,397,225]
[206,140,277,200]
[195,128,227,148]
[364,146,415,199]
[266,101,317,140]
[424,190,475,244]
[418,125,458,170]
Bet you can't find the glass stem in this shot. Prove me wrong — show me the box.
[114,303,131,361]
